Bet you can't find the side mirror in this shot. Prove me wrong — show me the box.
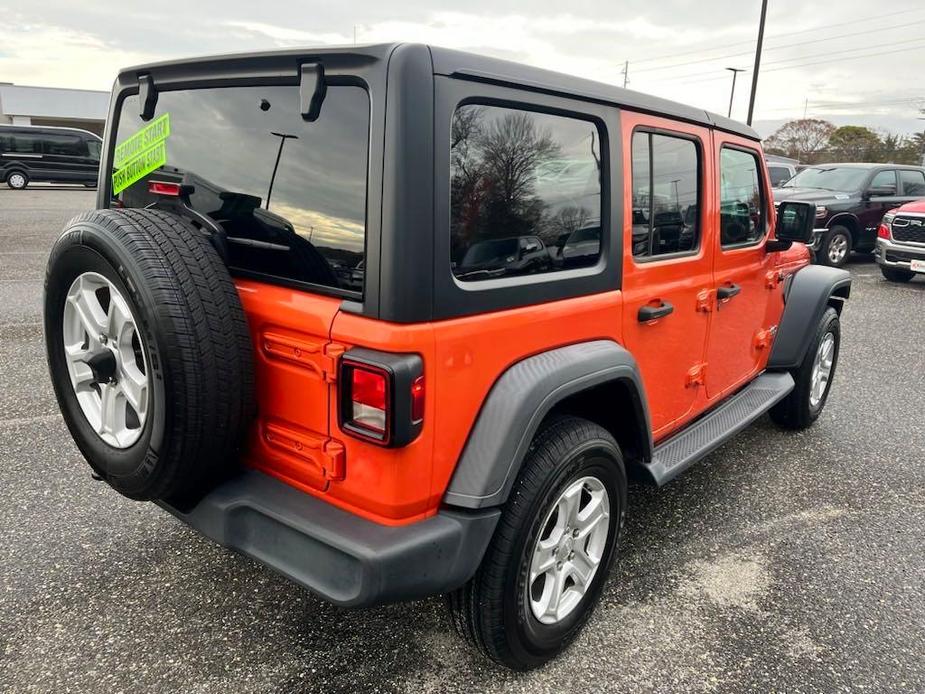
[866,185,896,198]
[774,200,815,245]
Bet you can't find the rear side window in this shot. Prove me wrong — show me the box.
[44,133,88,156]
[631,131,700,259]
[900,169,925,195]
[720,147,766,247]
[0,133,41,154]
[450,104,602,281]
[113,85,370,296]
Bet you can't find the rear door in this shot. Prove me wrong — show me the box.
[705,138,775,401]
[621,113,713,438]
[109,80,372,492]
[860,169,902,237]
[41,131,93,182]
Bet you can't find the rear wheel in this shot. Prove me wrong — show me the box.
[819,225,851,267]
[6,171,28,189]
[446,416,625,670]
[880,266,915,283]
[770,307,840,430]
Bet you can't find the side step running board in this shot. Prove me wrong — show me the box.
[644,371,795,486]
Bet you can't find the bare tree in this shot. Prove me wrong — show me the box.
[764,119,835,163]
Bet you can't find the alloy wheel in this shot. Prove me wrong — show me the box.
[62,272,149,448]
[527,475,610,625]
[828,234,848,265]
[809,332,835,409]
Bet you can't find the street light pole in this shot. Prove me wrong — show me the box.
[725,67,745,119]
[746,0,769,126]
[266,131,298,209]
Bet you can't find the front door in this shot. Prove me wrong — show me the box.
[705,140,774,401]
[621,114,712,439]
[860,169,902,241]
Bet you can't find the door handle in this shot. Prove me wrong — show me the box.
[717,283,741,301]
[638,300,674,322]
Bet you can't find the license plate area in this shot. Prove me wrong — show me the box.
[911,259,925,274]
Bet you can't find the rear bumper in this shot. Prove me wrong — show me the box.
[876,237,925,269]
[158,471,499,607]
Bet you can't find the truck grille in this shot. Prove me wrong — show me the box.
[891,216,925,244]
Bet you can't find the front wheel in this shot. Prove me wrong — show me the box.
[770,307,841,430]
[6,171,28,190]
[446,416,626,670]
[819,226,851,268]
[880,266,915,283]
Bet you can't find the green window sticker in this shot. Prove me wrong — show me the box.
[112,141,167,195]
[112,113,170,194]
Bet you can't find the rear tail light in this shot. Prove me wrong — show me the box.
[349,365,388,435]
[339,349,424,447]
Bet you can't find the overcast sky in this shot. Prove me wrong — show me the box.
[1,0,923,138]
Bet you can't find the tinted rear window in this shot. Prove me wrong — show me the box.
[450,104,602,281]
[113,85,370,296]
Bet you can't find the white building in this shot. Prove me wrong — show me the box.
[0,84,109,137]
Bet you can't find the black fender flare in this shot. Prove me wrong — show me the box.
[768,264,851,370]
[443,340,652,509]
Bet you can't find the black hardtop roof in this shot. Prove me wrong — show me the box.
[118,42,759,141]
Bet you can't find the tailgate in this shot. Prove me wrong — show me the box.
[236,279,344,492]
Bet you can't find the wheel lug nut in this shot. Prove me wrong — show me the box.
[568,551,575,560]
[572,529,580,538]
[99,334,108,344]
[556,561,563,570]
[552,547,558,556]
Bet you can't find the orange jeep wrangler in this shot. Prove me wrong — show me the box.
[44,44,851,669]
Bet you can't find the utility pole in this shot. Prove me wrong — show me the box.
[622,61,629,89]
[803,98,809,119]
[725,67,745,118]
[746,0,768,126]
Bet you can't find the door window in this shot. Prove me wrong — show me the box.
[44,134,88,156]
[899,170,925,195]
[450,104,602,281]
[720,147,766,247]
[631,131,700,258]
[869,170,898,193]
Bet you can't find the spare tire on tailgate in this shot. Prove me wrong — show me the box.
[44,208,255,502]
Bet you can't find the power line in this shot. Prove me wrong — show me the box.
[643,39,925,85]
[630,7,925,65]
[631,18,925,74]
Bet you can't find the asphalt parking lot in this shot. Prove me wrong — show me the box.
[1,189,923,693]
